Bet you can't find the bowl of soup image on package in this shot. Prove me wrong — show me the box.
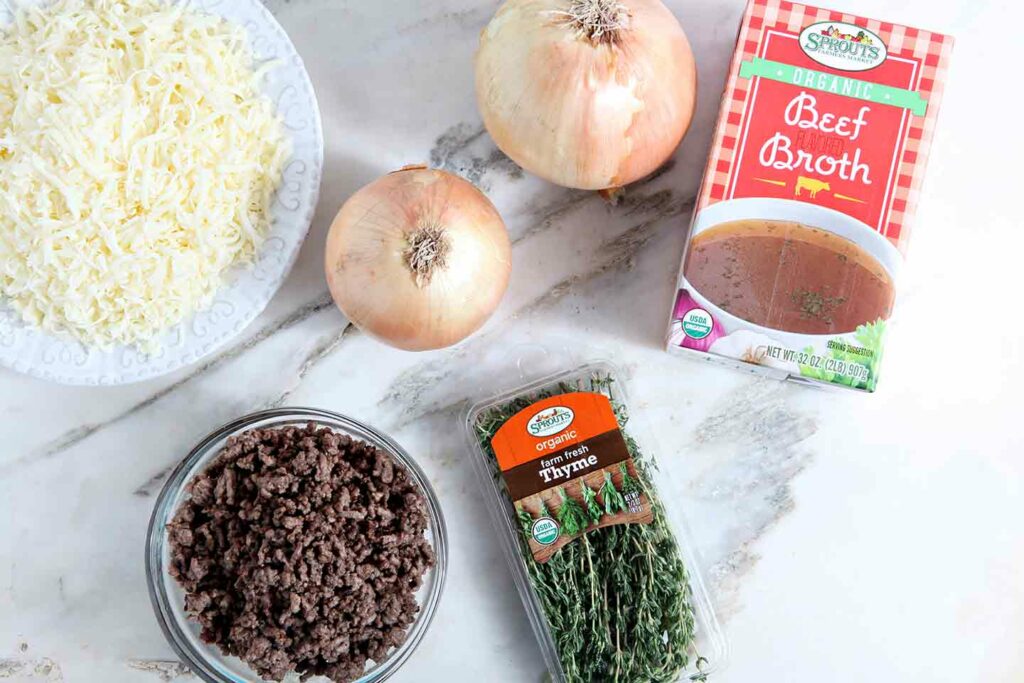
[674,197,902,376]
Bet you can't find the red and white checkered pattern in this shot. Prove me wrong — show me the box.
[697,0,953,255]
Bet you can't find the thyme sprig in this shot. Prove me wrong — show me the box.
[579,480,603,525]
[558,486,591,536]
[600,469,627,515]
[474,372,703,682]
[619,461,642,497]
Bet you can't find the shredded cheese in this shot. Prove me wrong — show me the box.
[0,0,289,349]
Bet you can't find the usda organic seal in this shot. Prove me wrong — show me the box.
[531,517,559,545]
[681,308,714,340]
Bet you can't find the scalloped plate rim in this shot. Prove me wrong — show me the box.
[0,0,324,386]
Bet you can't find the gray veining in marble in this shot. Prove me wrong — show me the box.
[2,0,1022,682]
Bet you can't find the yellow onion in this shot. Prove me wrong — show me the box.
[475,0,697,191]
[325,166,511,351]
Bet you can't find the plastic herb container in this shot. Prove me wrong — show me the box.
[464,361,726,682]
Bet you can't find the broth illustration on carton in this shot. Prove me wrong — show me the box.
[668,0,953,391]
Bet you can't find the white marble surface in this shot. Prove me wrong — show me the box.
[1,0,1021,681]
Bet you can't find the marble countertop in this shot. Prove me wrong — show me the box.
[2,0,1021,681]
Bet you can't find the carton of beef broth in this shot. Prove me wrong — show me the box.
[667,0,953,392]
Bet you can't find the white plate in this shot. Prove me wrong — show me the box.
[0,0,323,385]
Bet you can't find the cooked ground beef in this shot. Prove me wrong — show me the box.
[167,422,435,682]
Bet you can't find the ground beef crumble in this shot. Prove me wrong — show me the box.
[168,422,435,682]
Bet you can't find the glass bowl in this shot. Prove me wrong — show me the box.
[145,408,448,683]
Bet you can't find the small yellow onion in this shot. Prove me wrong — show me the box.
[325,167,511,351]
[475,0,697,191]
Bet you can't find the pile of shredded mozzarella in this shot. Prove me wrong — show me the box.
[0,0,289,349]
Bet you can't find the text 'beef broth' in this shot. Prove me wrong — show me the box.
[685,220,894,334]
[666,0,952,392]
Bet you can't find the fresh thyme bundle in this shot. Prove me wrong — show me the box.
[471,369,709,683]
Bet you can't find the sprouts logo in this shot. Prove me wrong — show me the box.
[800,22,887,72]
[526,406,575,438]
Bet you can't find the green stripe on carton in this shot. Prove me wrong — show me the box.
[740,58,928,116]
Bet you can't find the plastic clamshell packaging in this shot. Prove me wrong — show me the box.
[464,361,726,682]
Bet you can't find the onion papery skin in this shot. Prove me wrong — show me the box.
[325,168,512,351]
[475,0,697,191]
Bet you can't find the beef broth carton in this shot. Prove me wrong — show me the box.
[667,0,953,391]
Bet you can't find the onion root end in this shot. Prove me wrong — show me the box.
[403,224,451,288]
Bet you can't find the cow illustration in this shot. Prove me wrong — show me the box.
[795,176,831,199]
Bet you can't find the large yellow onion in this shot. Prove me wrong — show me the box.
[475,0,697,190]
[325,167,511,351]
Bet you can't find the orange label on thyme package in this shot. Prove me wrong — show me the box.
[492,392,652,563]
